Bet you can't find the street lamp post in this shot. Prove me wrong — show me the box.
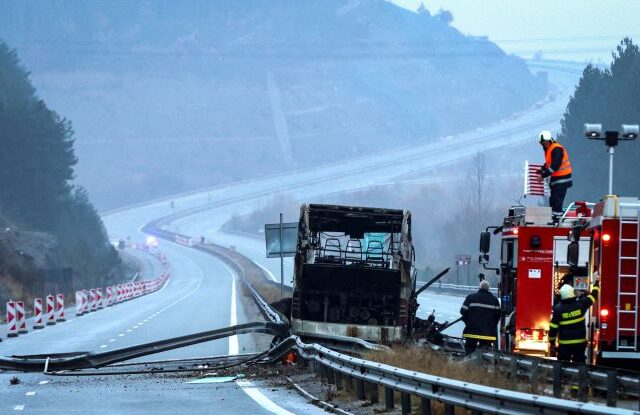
[584,123,639,195]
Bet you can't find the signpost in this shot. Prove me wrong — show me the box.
[264,215,297,298]
[455,254,472,285]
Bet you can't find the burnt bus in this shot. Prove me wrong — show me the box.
[290,204,415,343]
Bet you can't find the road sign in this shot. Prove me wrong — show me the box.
[264,222,298,258]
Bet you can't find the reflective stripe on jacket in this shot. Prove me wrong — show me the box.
[460,289,501,341]
[549,285,599,345]
[545,142,572,186]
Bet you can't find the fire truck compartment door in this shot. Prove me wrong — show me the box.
[553,237,590,267]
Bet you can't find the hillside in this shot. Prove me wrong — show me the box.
[0,41,124,304]
[0,0,548,209]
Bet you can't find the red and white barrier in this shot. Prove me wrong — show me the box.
[33,298,44,329]
[82,289,88,313]
[2,247,170,341]
[16,300,27,334]
[45,294,56,325]
[89,289,97,312]
[6,300,18,337]
[75,291,84,316]
[96,288,103,309]
[56,293,66,322]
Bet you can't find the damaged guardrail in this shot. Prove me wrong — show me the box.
[0,322,286,372]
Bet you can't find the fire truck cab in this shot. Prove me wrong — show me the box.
[574,195,640,364]
[479,202,592,356]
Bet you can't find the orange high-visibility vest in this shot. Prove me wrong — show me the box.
[545,142,572,177]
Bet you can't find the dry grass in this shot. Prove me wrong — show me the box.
[365,345,543,395]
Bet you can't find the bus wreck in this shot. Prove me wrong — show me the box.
[290,204,415,343]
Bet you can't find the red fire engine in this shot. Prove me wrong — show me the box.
[571,195,640,363]
[479,201,593,357]
[480,195,640,364]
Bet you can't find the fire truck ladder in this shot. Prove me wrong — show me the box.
[616,216,640,351]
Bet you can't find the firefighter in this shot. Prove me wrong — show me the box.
[548,278,600,363]
[538,131,573,222]
[460,280,501,354]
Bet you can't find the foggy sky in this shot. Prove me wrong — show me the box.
[390,0,640,62]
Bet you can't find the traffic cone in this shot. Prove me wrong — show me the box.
[16,300,28,334]
[6,300,18,337]
[33,298,44,329]
[82,289,88,313]
[56,293,66,322]
[45,294,56,325]
[105,286,112,306]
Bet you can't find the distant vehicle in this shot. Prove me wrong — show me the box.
[289,204,416,343]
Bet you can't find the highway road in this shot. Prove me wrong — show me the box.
[1,60,583,413]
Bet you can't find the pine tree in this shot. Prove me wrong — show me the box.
[558,38,640,200]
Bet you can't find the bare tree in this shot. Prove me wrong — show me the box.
[464,152,489,223]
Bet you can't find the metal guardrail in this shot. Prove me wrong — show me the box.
[482,350,640,409]
[286,336,639,415]
[417,281,498,294]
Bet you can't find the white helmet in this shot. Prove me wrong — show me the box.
[539,130,553,142]
[559,284,575,300]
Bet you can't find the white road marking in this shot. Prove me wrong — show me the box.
[38,381,48,385]
[126,329,132,332]
[14,405,25,411]
[109,339,116,342]
[228,276,239,355]
[100,345,107,348]
[236,381,295,415]
[118,334,125,337]
[25,392,36,396]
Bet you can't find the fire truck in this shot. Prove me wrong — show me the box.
[479,195,640,364]
[570,195,640,364]
[478,202,592,357]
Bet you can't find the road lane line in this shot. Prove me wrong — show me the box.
[236,381,294,415]
[38,381,48,385]
[25,392,36,396]
[14,405,25,411]
[100,345,107,348]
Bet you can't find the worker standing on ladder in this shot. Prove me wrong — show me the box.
[538,131,573,223]
[548,277,600,363]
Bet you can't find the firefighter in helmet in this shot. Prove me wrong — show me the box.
[548,277,600,362]
[460,279,501,354]
[538,131,573,223]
